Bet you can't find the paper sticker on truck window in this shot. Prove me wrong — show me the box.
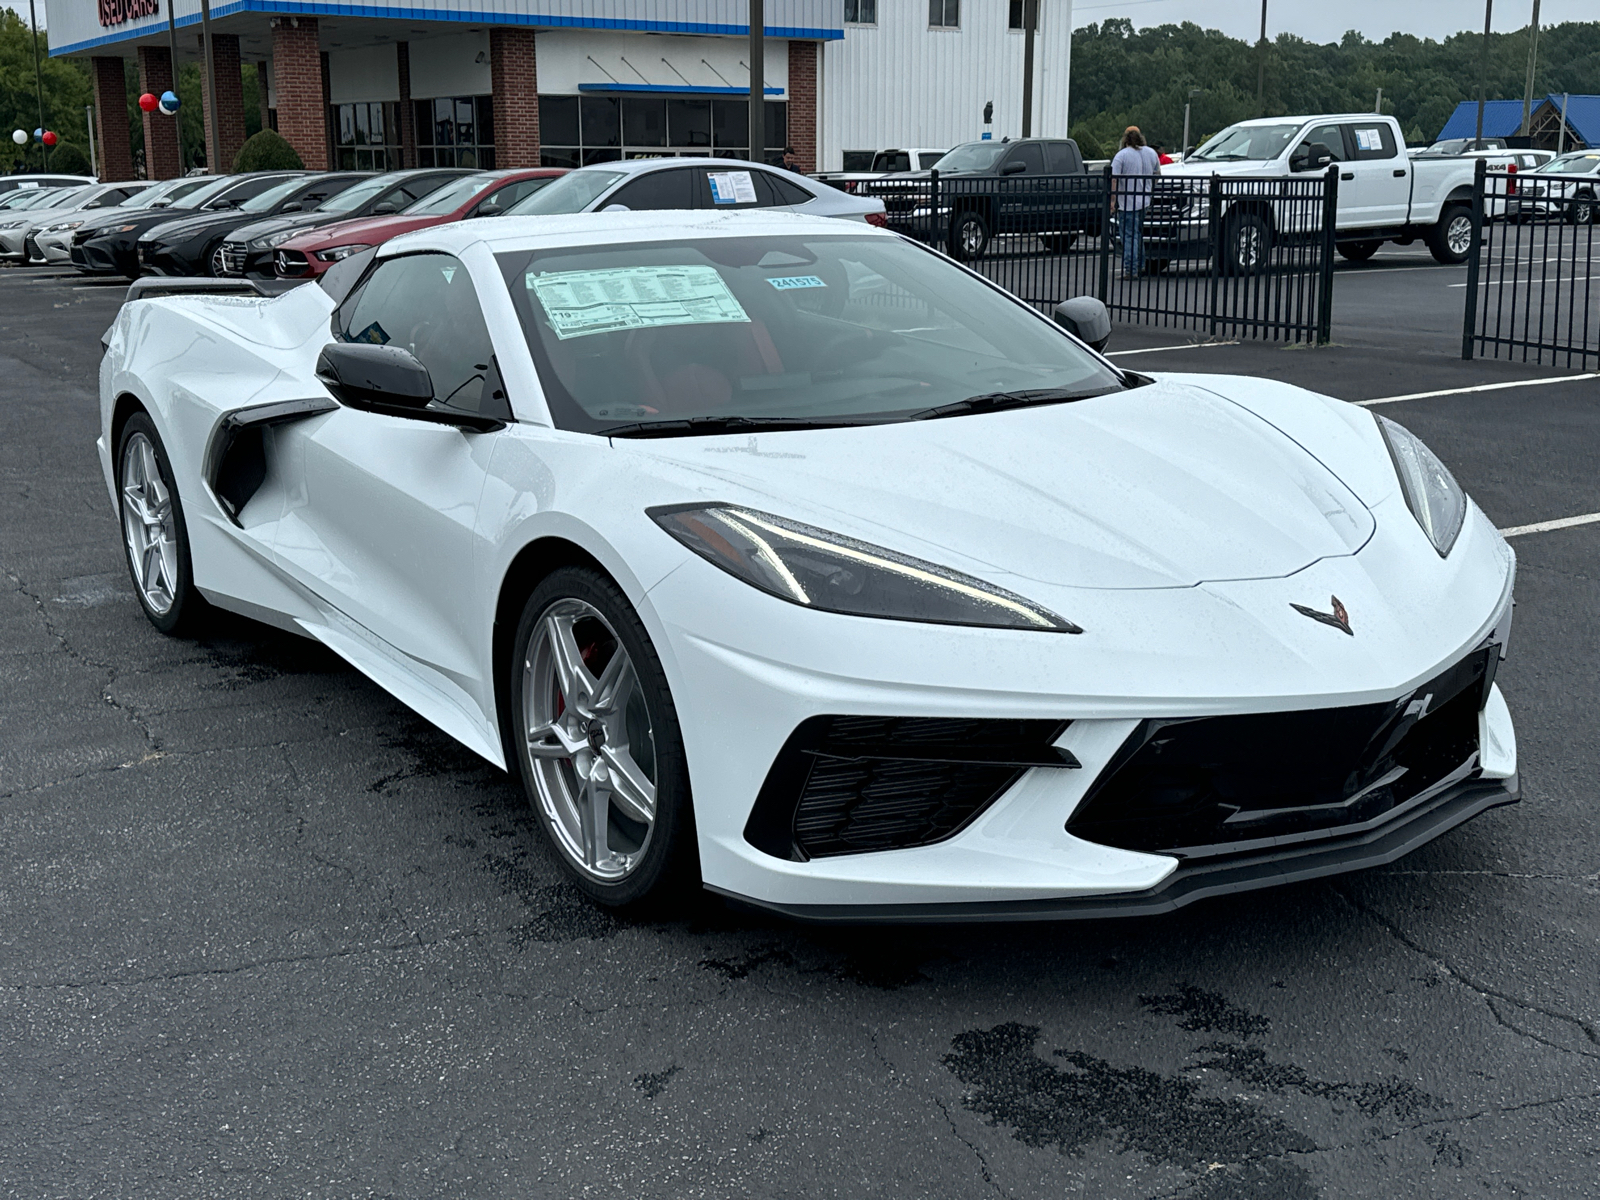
[1355,128,1383,152]
[526,265,750,339]
[708,171,758,205]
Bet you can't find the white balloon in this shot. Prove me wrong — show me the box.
[11,129,26,146]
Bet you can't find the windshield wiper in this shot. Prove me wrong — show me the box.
[907,387,1120,421]
[599,415,877,439]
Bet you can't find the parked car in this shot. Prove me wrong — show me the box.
[1414,137,1509,156]
[868,137,1095,260]
[140,172,371,276]
[1153,113,1497,269]
[77,172,305,278]
[21,181,160,264]
[1505,150,1600,225]
[813,147,946,192]
[0,183,150,261]
[0,186,67,212]
[57,177,214,267]
[273,169,566,279]
[99,210,1519,917]
[217,168,472,277]
[0,173,93,196]
[501,158,886,224]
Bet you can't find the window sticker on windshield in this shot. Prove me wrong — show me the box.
[765,275,826,290]
[1355,128,1383,151]
[707,171,758,205]
[526,266,750,340]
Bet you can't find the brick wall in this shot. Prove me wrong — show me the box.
[787,40,818,174]
[490,28,539,168]
[397,42,416,169]
[91,57,135,182]
[136,45,181,180]
[200,33,246,173]
[270,17,326,170]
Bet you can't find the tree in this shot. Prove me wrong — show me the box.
[0,11,91,172]
[233,129,302,172]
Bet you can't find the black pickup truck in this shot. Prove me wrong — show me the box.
[864,137,1098,260]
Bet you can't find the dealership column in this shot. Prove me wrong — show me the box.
[271,17,328,169]
[136,45,181,180]
[489,27,539,167]
[397,42,416,168]
[787,41,818,173]
[200,33,247,173]
[90,57,135,182]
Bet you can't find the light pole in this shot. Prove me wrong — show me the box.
[748,0,764,164]
[1256,0,1268,116]
[28,0,47,170]
[1020,0,1040,138]
[1474,0,1493,151]
[1521,0,1542,138]
[1181,87,1201,160]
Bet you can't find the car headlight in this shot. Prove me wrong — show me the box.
[250,229,298,251]
[1376,415,1467,557]
[315,243,371,263]
[650,503,1081,632]
[41,219,83,234]
[0,220,23,230]
[111,223,141,233]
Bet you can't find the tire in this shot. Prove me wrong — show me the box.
[948,209,990,262]
[1144,258,1171,274]
[1427,205,1473,264]
[1220,211,1272,274]
[1039,232,1078,254]
[509,566,697,909]
[116,412,210,636]
[1569,194,1596,226]
[1337,239,1382,262]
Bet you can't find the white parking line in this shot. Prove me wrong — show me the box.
[1499,512,1600,538]
[1106,340,1240,357]
[1448,275,1596,288]
[1356,372,1599,406]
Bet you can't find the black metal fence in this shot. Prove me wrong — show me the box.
[858,166,1339,344]
[1463,159,1599,367]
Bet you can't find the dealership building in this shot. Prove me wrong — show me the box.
[48,0,1074,182]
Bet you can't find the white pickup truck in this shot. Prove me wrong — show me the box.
[1144,113,1491,272]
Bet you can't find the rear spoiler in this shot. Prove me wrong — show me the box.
[124,276,305,304]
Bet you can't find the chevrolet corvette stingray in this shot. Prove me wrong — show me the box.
[98,211,1518,920]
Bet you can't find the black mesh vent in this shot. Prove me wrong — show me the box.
[1067,648,1496,859]
[746,716,1075,861]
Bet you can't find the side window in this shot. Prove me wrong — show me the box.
[695,167,783,208]
[1044,142,1078,174]
[1004,144,1045,174]
[918,152,943,169]
[607,168,696,211]
[475,177,554,215]
[876,150,911,173]
[762,173,815,205]
[219,176,290,205]
[1348,123,1397,160]
[336,253,511,420]
[1296,124,1348,163]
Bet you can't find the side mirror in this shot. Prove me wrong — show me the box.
[316,342,433,412]
[280,201,303,213]
[1000,160,1027,176]
[1053,296,1111,352]
[475,201,503,218]
[601,203,631,212]
[371,199,399,214]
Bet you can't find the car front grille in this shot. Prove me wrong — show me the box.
[1066,647,1497,859]
[275,248,309,277]
[217,241,248,275]
[745,716,1075,860]
[72,227,93,247]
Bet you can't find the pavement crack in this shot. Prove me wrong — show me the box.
[932,1096,1012,1200]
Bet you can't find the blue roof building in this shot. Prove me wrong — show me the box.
[1437,94,1598,151]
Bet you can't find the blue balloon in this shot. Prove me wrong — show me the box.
[33,127,42,141]
[159,90,180,116]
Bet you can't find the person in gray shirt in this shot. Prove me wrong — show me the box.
[1111,126,1162,278]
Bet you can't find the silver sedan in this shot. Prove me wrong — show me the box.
[0,181,154,262]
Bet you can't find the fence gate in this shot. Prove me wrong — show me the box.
[1464,159,1600,367]
[859,167,1339,344]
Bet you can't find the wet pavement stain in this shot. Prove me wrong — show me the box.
[1190,1042,1443,1121]
[633,1064,680,1099]
[700,945,797,980]
[482,853,622,945]
[1140,984,1273,1038]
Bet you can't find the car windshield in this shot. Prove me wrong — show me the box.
[238,178,308,213]
[1189,123,1302,162]
[184,177,245,210]
[2,188,60,210]
[316,174,396,213]
[403,173,497,215]
[1539,154,1600,174]
[508,170,626,215]
[497,234,1124,435]
[931,142,1008,172]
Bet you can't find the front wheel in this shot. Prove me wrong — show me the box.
[1569,194,1596,226]
[1337,239,1382,262]
[510,567,697,908]
[1221,212,1272,274]
[948,210,990,261]
[117,413,210,635]
[1427,205,1473,264]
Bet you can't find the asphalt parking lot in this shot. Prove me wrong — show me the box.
[2,249,1597,1198]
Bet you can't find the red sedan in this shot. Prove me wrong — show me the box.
[274,168,566,279]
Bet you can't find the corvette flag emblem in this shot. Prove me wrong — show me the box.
[1291,595,1353,635]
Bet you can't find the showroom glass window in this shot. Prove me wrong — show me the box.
[929,0,960,28]
[332,102,402,170]
[413,97,496,169]
[538,95,788,168]
[337,253,510,420]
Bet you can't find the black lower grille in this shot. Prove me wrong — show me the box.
[745,716,1075,861]
[1067,648,1497,859]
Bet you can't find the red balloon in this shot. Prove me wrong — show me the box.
[138,92,158,113]
[42,131,57,147]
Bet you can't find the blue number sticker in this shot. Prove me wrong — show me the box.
[766,275,827,290]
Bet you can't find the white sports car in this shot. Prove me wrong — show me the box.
[99,211,1518,920]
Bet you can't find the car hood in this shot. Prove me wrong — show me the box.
[141,210,246,244]
[628,377,1377,591]
[284,213,444,250]
[227,210,336,243]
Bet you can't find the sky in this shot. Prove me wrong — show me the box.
[6,0,1590,42]
[1071,0,1592,45]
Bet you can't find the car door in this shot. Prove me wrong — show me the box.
[271,251,512,729]
[995,142,1046,234]
[1343,120,1409,227]
[603,167,698,211]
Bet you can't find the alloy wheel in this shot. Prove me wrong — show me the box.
[1234,225,1264,269]
[520,598,659,882]
[119,432,179,616]
[1446,214,1473,256]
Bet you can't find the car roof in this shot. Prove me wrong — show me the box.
[574,157,818,185]
[385,208,888,258]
